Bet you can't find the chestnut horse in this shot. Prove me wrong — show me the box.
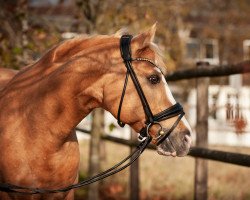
[0,25,192,200]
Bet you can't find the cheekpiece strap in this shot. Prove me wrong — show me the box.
[120,35,133,61]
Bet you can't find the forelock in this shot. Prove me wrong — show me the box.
[114,28,129,38]
[149,42,167,74]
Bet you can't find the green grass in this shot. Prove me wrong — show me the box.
[76,140,250,200]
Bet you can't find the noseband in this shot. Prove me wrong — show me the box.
[117,35,184,145]
[0,35,185,194]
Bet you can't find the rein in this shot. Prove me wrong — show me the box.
[0,136,152,194]
[0,35,184,195]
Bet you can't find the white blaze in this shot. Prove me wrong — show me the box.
[160,72,193,134]
[160,73,176,104]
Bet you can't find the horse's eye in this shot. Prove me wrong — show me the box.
[148,74,160,84]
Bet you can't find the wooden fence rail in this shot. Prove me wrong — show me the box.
[75,127,250,167]
[165,60,250,81]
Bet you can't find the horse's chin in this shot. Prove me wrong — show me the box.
[156,134,192,157]
[156,146,177,157]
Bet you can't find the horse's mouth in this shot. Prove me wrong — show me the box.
[157,145,177,157]
[156,134,191,157]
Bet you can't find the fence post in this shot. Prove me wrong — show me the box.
[194,62,209,200]
[130,129,139,200]
[88,108,104,200]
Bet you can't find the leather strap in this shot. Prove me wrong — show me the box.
[119,35,154,125]
[156,112,184,145]
[139,103,184,139]
[152,102,184,122]
[120,35,133,61]
[117,70,129,127]
[119,35,185,145]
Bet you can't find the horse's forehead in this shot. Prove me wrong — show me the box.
[135,46,155,59]
[132,45,166,74]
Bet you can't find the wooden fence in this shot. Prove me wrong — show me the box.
[76,127,250,167]
[166,60,250,200]
[165,60,250,81]
[76,59,250,200]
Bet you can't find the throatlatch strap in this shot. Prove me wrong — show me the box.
[117,70,129,127]
[120,35,154,125]
[117,35,133,127]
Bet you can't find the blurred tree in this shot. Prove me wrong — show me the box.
[0,0,26,68]
[0,0,62,69]
[71,0,107,34]
[2,0,250,71]
[16,0,29,65]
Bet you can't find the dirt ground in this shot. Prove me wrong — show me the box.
[75,140,250,200]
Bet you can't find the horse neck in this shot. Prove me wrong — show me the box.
[1,54,108,145]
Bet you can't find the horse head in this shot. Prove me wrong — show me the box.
[103,25,192,157]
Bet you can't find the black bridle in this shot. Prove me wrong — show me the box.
[0,35,184,195]
[117,35,184,145]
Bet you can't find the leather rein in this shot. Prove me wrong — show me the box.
[0,35,184,194]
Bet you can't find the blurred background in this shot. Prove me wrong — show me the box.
[0,0,250,199]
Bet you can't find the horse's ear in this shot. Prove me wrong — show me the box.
[114,28,128,37]
[133,23,157,49]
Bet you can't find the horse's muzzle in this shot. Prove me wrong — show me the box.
[156,129,191,157]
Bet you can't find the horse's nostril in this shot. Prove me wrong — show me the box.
[183,134,192,146]
[184,136,189,143]
[186,129,191,136]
